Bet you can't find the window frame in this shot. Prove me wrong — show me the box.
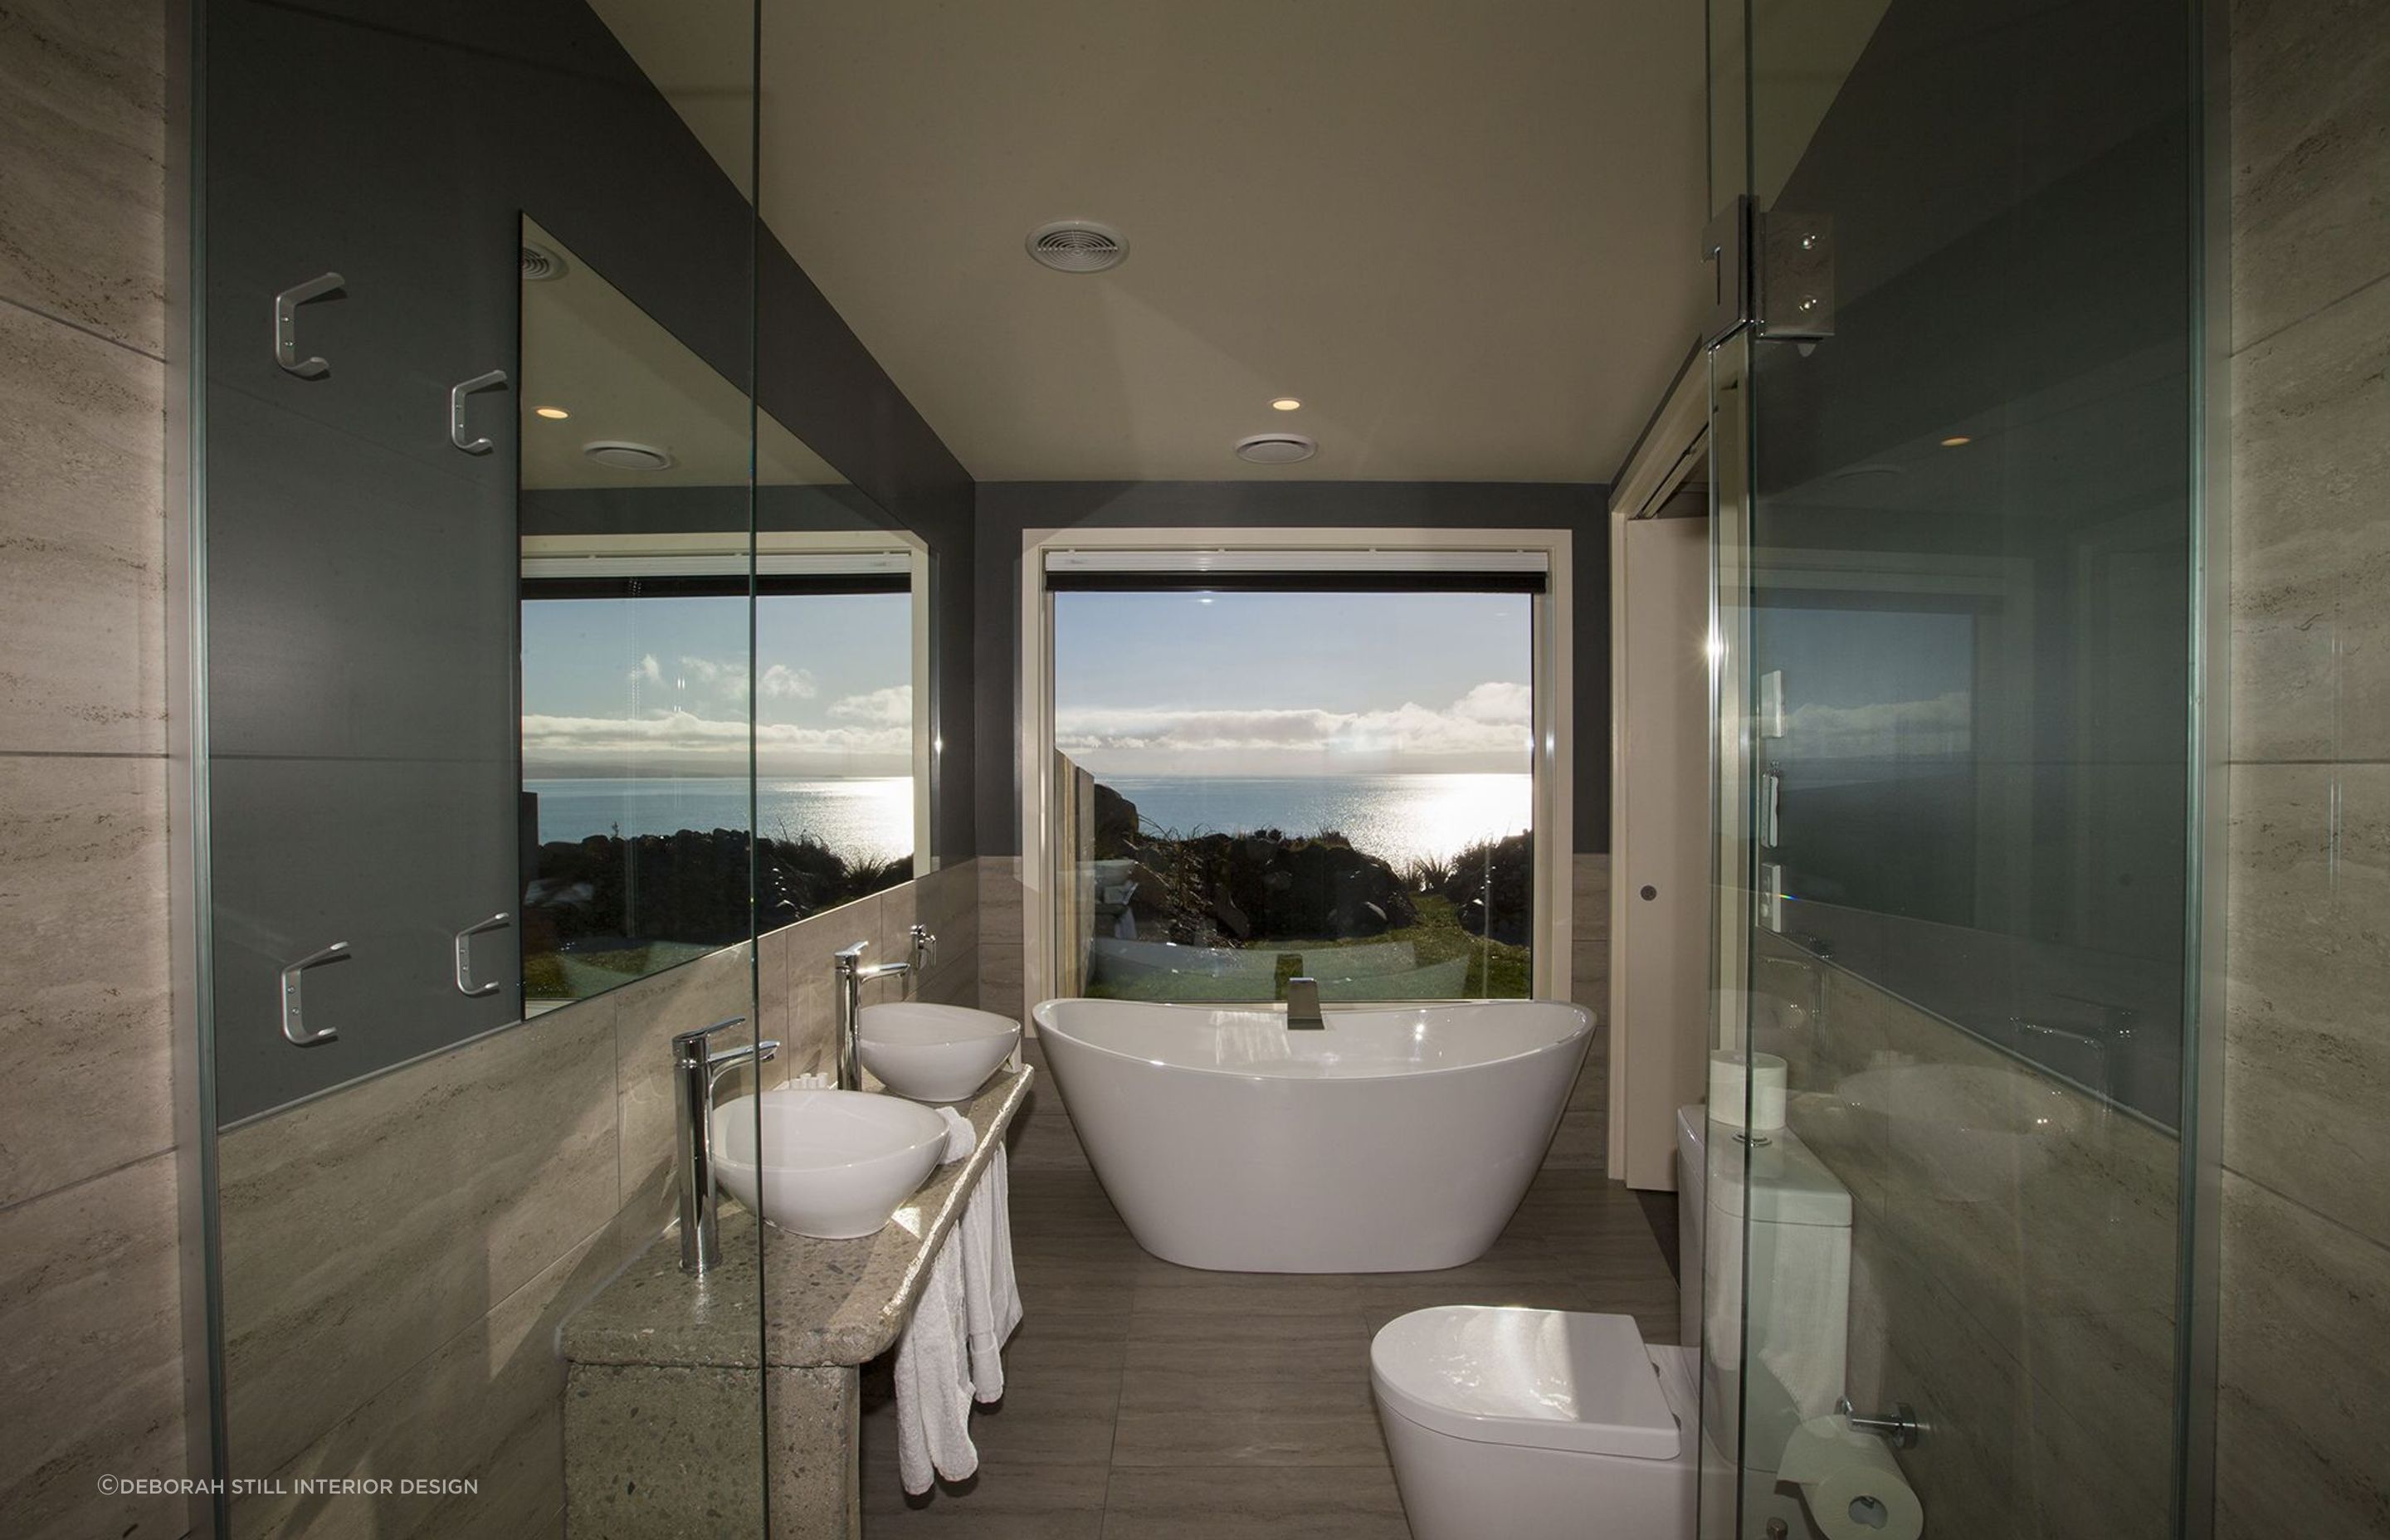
[519,529,934,889]
[1018,524,1574,1008]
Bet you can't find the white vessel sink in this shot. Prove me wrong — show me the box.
[711,1089,947,1240]
[857,1001,1021,1103]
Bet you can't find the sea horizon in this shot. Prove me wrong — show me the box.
[527,770,1529,870]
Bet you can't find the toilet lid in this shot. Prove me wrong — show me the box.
[1369,1307,1682,1460]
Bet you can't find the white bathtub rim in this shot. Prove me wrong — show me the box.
[1029,997,1593,1085]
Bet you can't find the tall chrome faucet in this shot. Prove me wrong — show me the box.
[672,1016,780,1274]
[833,924,937,1089]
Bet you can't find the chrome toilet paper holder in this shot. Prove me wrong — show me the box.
[1836,1397,1926,1450]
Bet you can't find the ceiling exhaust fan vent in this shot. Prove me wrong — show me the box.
[1026,220,1129,273]
[520,242,569,282]
[583,440,675,472]
[1234,433,1318,465]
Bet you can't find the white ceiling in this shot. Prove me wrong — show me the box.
[593,1,1710,484]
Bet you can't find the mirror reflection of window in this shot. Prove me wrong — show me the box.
[516,219,920,1005]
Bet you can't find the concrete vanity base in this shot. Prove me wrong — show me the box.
[564,1362,856,1540]
[560,1067,1033,1538]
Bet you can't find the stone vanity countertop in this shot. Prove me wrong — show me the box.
[562,1066,1034,1371]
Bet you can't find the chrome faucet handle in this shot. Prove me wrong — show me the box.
[671,1016,749,1061]
[706,1036,779,1070]
[834,940,869,969]
[706,1038,780,1092]
[910,924,937,972]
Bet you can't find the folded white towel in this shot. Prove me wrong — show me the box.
[935,1106,975,1163]
[893,1236,976,1494]
[958,1147,1023,1404]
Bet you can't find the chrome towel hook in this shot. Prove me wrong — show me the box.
[451,912,513,997]
[280,941,353,1045]
[273,272,344,378]
[450,368,509,454]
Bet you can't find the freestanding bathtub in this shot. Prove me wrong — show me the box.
[1029,998,1594,1273]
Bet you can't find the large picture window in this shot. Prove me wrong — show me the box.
[1031,539,1569,1005]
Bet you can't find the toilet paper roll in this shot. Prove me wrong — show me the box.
[1708,1050,1789,1132]
[1779,1415,1924,1540]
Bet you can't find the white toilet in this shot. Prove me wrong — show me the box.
[1370,1105,1854,1540]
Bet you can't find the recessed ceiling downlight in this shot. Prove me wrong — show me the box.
[1235,433,1317,465]
[1026,220,1129,273]
[520,242,569,282]
[583,440,674,472]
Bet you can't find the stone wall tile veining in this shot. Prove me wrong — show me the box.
[0,304,165,754]
[2227,275,2390,763]
[230,1226,631,1540]
[2228,0,2390,348]
[1570,851,1612,942]
[2216,1171,2390,1540]
[217,1003,619,1476]
[0,1150,184,1540]
[2226,762,2390,1247]
[0,754,172,1206]
[0,0,166,354]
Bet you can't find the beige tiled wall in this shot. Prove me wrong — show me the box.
[0,3,183,1538]
[214,879,965,1539]
[1749,933,2182,1540]
[2216,1,2390,1533]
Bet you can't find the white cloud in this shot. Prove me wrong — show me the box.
[830,684,912,726]
[628,654,661,684]
[759,663,818,700]
[521,709,910,777]
[1053,682,1533,771]
[1783,690,1971,759]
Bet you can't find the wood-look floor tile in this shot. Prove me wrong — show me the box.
[1109,1400,1392,1469]
[1100,1466,1413,1539]
[858,1454,1110,1529]
[1123,1309,1373,1381]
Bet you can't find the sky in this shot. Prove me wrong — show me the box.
[520,590,912,777]
[1052,589,1534,776]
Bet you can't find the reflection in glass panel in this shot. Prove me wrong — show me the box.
[1710,0,2202,1533]
[517,222,918,1001]
[1051,588,1534,1001]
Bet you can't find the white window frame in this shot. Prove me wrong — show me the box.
[520,528,934,874]
[1018,524,1574,1011]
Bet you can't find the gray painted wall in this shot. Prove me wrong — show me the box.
[971,480,1612,857]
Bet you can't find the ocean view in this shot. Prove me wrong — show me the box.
[528,776,917,861]
[527,772,1532,870]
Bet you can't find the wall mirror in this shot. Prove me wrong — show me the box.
[518,219,926,1006]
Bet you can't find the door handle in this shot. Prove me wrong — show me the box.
[273,272,344,378]
[449,368,508,454]
[280,942,353,1045]
[452,912,513,997]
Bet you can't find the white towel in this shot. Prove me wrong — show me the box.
[958,1147,1023,1403]
[935,1106,975,1162]
[892,1236,976,1494]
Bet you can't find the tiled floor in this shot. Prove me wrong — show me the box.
[858,1166,1682,1538]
